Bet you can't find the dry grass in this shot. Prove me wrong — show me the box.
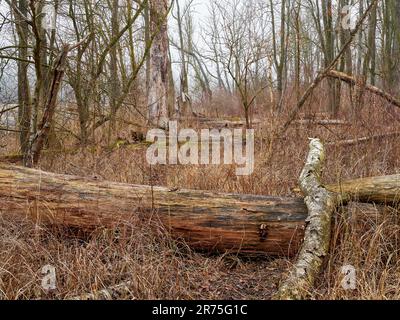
[315,203,400,299]
[0,85,399,300]
[0,213,284,299]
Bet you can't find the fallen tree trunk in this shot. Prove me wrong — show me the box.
[275,139,336,300]
[0,163,307,256]
[294,119,350,126]
[0,165,398,257]
[327,132,400,147]
[67,281,134,300]
[291,174,400,205]
[327,70,400,109]
[327,175,400,204]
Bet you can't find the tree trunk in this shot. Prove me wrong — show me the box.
[326,174,400,204]
[29,0,48,135]
[275,139,336,300]
[392,0,400,87]
[364,1,377,84]
[292,173,400,205]
[144,3,151,96]
[270,0,286,111]
[322,0,340,116]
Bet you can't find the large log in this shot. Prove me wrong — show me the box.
[275,139,336,300]
[0,163,307,256]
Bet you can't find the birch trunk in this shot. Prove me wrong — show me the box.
[275,139,336,299]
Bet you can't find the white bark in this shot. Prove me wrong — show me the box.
[275,138,336,300]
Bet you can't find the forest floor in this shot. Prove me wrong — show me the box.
[0,89,400,300]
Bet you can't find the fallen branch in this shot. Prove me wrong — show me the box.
[0,148,80,164]
[67,281,134,300]
[0,127,23,133]
[327,70,400,109]
[0,104,19,115]
[275,139,336,300]
[327,175,400,204]
[190,118,261,128]
[0,153,23,163]
[292,174,400,204]
[327,132,400,147]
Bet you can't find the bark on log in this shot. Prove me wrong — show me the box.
[327,175,400,204]
[292,174,400,205]
[275,139,336,300]
[0,163,307,256]
[294,119,350,126]
[327,70,400,109]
